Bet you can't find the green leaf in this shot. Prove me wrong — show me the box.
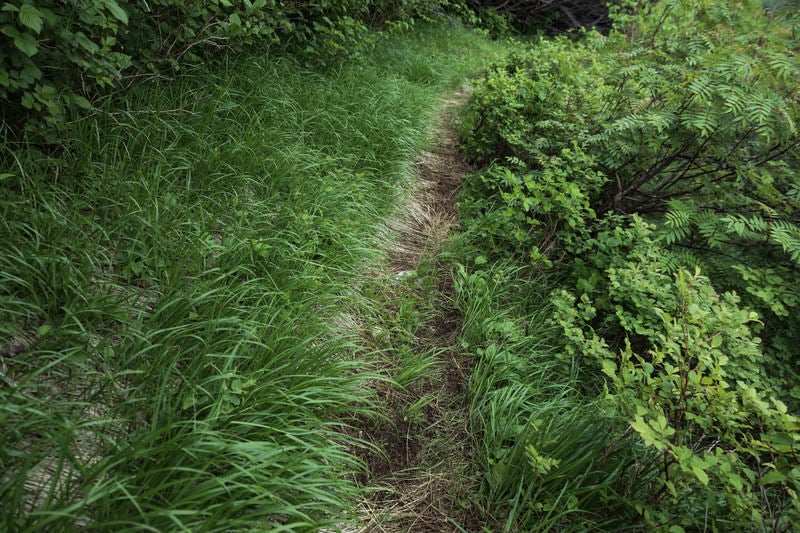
[73,32,99,54]
[20,91,35,109]
[2,26,39,56]
[601,358,617,378]
[18,4,43,34]
[631,416,666,449]
[102,0,128,24]
[71,94,92,109]
[181,394,197,410]
[760,469,787,485]
[692,464,709,485]
[763,432,796,447]
[21,62,42,84]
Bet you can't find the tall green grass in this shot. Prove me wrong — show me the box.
[0,24,508,531]
[449,256,651,531]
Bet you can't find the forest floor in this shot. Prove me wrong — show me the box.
[348,88,484,532]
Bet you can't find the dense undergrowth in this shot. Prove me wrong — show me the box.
[0,24,507,531]
[454,0,800,530]
[0,0,487,138]
[7,0,800,531]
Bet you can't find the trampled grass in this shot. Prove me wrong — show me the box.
[0,24,508,531]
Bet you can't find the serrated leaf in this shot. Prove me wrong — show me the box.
[20,62,42,84]
[601,358,617,378]
[764,432,796,447]
[21,91,35,109]
[631,416,665,449]
[18,4,43,34]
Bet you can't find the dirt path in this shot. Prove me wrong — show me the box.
[350,89,482,532]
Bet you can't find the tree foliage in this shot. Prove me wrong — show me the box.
[458,0,800,528]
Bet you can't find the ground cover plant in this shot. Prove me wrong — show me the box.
[0,22,507,530]
[455,0,800,530]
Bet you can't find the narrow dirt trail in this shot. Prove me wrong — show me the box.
[384,92,471,274]
[350,89,482,532]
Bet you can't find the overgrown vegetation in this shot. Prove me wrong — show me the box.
[456,0,800,530]
[0,0,485,138]
[7,0,800,530]
[0,22,506,530]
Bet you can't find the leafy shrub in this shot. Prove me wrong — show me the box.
[459,146,605,266]
[456,0,800,529]
[552,246,800,530]
[459,0,800,367]
[459,38,609,166]
[0,0,476,139]
[0,0,131,135]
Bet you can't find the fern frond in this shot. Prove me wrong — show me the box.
[644,110,676,133]
[721,213,769,242]
[764,50,800,82]
[769,220,800,265]
[680,108,719,138]
[688,76,715,104]
[610,113,645,133]
[721,86,747,116]
[697,211,727,249]
[661,199,693,245]
[662,247,702,273]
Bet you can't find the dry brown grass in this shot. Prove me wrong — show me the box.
[346,88,487,532]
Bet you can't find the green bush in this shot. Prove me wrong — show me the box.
[0,0,475,139]
[456,0,800,529]
[0,0,131,134]
[459,0,800,369]
[552,243,800,530]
